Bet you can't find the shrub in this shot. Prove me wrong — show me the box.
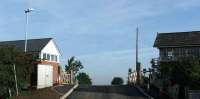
[111,77,124,85]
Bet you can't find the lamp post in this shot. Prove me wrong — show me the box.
[24,8,34,53]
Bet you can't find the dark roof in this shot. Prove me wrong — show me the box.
[0,38,52,52]
[154,31,200,48]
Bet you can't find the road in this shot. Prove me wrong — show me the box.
[67,85,148,99]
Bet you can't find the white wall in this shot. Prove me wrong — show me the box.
[40,40,61,63]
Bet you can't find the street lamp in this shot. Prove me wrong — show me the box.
[24,8,34,53]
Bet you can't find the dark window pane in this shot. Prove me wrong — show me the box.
[47,54,50,60]
[43,53,46,60]
[51,55,54,61]
[55,55,57,62]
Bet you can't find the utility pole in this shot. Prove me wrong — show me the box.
[24,8,34,53]
[136,27,141,85]
[13,64,19,96]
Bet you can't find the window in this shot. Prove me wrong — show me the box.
[42,53,58,62]
[185,49,189,56]
[167,51,173,57]
[47,54,50,60]
[55,55,57,62]
[43,53,47,60]
[51,55,54,61]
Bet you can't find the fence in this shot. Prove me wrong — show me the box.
[128,71,137,84]
[188,90,200,99]
[61,72,72,84]
[60,70,77,84]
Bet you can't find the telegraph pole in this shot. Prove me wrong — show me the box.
[136,27,141,85]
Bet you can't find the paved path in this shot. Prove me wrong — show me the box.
[54,84,74,95]
[67,85,148,99]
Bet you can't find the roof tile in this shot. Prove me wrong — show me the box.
[0,38,52,52]
[154,31,200,47]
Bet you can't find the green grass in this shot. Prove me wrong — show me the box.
[20,90,31,96]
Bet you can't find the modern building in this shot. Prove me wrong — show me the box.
[0,38,61,88]
[154,31,200,62]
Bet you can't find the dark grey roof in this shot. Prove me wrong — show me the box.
[0,38,52,52]
[154,31,200,48]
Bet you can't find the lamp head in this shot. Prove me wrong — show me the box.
[25,8,34,13]
[29,8,34,11]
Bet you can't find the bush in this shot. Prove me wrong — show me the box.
[76,72,92,85]
[111,77,124,85]
[0,46,36,98]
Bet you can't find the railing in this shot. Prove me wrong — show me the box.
[188,90,200,99]
[159,57,179,62]
[61,70,78,85]
[61,72,72,84]
[159,55,200,62]
[128,71,137,84]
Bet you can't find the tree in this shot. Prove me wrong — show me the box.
[111,77,124,85]
[65,56,83,75]
[76,72,92,85]
[0,46,36,98]
[159,58,200,99]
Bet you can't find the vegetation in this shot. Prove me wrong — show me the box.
[0,46,36,98]
[159,58,200,99]
[76,72,92,85]
[65,56,92,85]
[111,77,124,85]
[65,56,83,75]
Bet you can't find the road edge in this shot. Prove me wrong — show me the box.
[136,86,154,99]
[60,84,79,99]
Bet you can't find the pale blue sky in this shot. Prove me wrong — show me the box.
[0,0,200,85]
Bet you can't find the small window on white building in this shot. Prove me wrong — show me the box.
[51,55,54,61]
[43,53,47,60]
[47,54,50,61]
[55,55,57,62]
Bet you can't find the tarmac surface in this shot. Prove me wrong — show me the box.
[54,84,74,94]
[67,85,148,99]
